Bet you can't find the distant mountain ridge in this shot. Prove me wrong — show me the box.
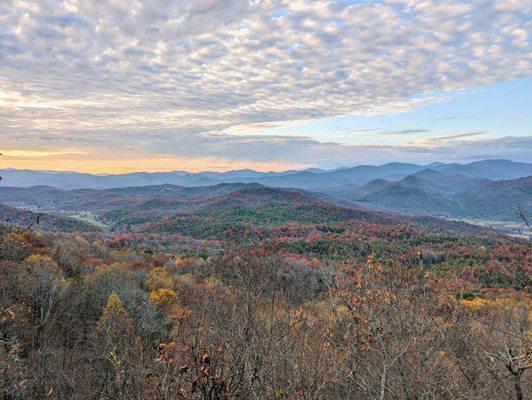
[0,180,525,236]
[341,172,531,221]
[1,160,531,232]
[2,159,531,190]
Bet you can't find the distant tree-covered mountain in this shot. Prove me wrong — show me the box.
[1,160,530,233]
[2,159,531,190]
[341,173,531,221]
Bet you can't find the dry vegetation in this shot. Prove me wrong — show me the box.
[0,222,530,400]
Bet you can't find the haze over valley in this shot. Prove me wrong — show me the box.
[2,159,531,237]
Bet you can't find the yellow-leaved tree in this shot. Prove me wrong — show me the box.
[146,267,179,308]
[146,266,174,291]
[24,254,68,328]
[94,292,143,398]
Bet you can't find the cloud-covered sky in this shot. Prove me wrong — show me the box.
[0,0,531,172]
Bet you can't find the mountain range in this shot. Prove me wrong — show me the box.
[2,159,531,190]
[0,159,530,229]
[336,172,531,221]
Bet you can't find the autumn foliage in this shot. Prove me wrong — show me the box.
[0,222,530,399]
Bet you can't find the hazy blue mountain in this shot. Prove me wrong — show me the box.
[200,169,266,180]
[254,171,338,190]
[453,175,532,219]
[232,162,440,191]
[409,169,486,194]
[304,168,329,174]
[426,162,461,171]
[1,160,531,192]
[344,178,391,197]
[336,169,482,199]
[341,174,531,221]
[434,159,532,180]
[357,182,462,216]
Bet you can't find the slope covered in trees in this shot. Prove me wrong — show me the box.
[0,167,530,399]
[339,174,532,221]
[0,204,100,232]
[2,171,530,231]
[0,184,394,237]
[0,219,530,399]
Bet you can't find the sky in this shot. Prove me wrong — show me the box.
[0,0,531,173]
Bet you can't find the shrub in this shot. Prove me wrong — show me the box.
[0,232,31,262]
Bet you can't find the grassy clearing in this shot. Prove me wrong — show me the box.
[70,212,109,229]
[448,217,531,238]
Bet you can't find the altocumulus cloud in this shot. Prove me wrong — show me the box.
[0,0,531,168]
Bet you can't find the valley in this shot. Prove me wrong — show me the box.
[1,160,530,399]
[2,0,531,397]
[2,159,530,226]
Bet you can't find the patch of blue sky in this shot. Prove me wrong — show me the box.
[230,77,532,146]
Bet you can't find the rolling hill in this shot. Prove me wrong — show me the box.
[453,176,532,220]
[339,173,531,222]
[1,162,531,237]
[0,184,392,236]
[358,182,462,216]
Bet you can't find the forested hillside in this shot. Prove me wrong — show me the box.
[0,172,530,399]
[2,0,531,397]
[1,215,530,399]
[0,163,530,399]
[338,173,532,222]
[2,161,531,224]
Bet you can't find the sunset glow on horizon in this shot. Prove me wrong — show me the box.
[1,0,530,173]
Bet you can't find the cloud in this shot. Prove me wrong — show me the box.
[2,149,85,158]
[379,129,429,135]
[431,131,486,141]
[3,129,531,172]
[0,0,531,169]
